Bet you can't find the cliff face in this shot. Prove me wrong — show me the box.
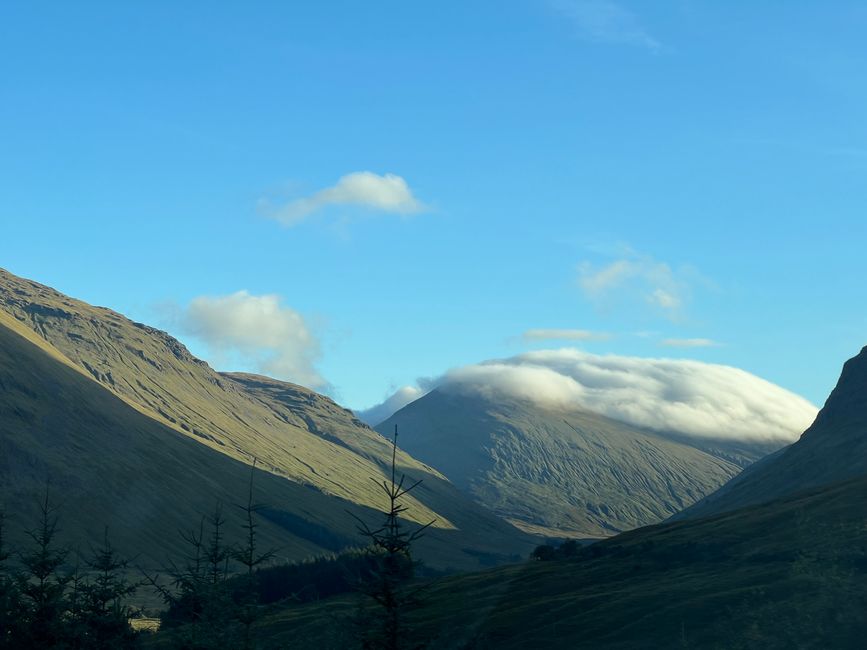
[679,346,867,519]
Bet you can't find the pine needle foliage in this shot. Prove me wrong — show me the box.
[350,426,435,650]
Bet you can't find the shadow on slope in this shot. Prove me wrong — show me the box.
[0,311,531,572]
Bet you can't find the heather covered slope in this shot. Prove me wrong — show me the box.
[0,270,532,570]
[379,389,748,537]
[679,346,867,520]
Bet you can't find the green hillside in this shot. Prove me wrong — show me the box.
[0,270,532,571]
[0,268,442,526]
[243,474,867,649]
[378,389,748,537]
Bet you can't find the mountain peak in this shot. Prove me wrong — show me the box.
[809,345,867,431]
[678,346,867,520]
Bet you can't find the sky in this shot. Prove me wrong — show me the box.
[2,1,866,412]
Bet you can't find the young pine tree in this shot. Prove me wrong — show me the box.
[71,528,139,649]
[351,426,434,650]
[15,486,71,649]
[150,504,238,649]
[232,462,274,650]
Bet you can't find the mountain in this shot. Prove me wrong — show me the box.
[248,348,867,649]
[677,346,867,519]
[0,268,532,570]
[256,473,867,649]
[377,388,768,538]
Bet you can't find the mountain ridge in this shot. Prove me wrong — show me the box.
[0,267,533,570]
[378,387,757,537]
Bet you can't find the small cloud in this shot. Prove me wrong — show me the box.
[648,288,681,310]
[522,328,610,342]
[356,385,425,426]
[179,290,327,390]
[552,0,660,51]
[661,338,721,348]
[578,250,695,321]
[262,171,428,226]
[577,259,635,296]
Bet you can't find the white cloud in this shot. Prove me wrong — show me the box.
[180,291,326,389]
[264,171,427,226]
[356,385,425,426]
[367,349,818,444]
[552,0,660,50]
[522,328,610,342]
[578,252,695,320]
[648,288,680,310]
[661,338,720,348]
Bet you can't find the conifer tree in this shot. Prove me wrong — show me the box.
[232,462,275,650]
[15,486,71,649]
[149,505,238,649]
[73,528,139,649]
[351,427,434,650]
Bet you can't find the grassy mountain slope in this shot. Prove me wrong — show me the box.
[0,269,532,570]
[379,389,745,537]
[0,268,442,526]
[0,309,359,566]
[679,346,867,520]
[245,473,867,649]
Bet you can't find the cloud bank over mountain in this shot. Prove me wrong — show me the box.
[360,349,818,443]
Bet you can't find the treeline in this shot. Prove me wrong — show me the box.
[0,489,421,649]
[531,539,584,561]
[1,432,439,649]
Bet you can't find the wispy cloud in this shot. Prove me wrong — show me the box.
[522,328,610,342]
[179,290,327,390]
[552,0,660,51]
[356,385,425,426]
[661,338,721,348]
[261,171,428,226]
[577,250,697,321]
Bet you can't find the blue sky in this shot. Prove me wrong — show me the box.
[2,1,866,410]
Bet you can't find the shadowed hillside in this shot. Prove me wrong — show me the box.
[0,268,442,525]
[0,269,532,570]
[243,474,867,649]
[379,388,755,537]
[678,346,867,520]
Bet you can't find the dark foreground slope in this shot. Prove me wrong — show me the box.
[379,389,748,537]
[680,346,867,520]
[242,473,867,650]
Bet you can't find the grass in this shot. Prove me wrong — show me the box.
[241,474,867,648]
